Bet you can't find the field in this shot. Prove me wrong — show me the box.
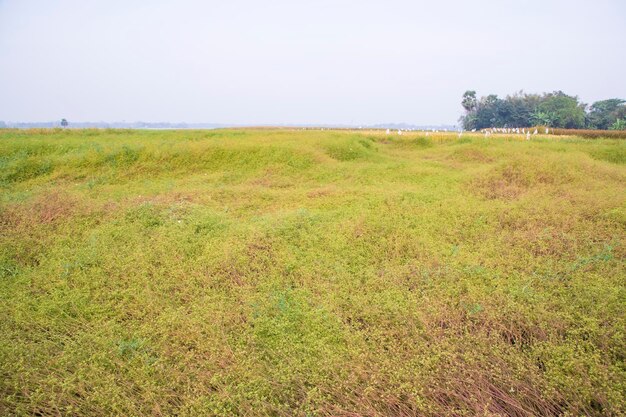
[1,128,625,416]
[544,128,626,140]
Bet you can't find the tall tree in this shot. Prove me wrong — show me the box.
[536,91,586,128]
[586,99,626,129]
[461,91,477,112]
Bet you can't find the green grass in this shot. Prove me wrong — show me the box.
[1,128,625,416]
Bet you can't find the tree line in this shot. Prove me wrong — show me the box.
[460,90,626,131]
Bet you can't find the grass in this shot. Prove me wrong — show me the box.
[0,128,625,416]
[546,128,626,139]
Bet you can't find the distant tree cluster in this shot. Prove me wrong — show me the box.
[460,90,626,131]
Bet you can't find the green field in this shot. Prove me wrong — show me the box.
[1,128,625,416]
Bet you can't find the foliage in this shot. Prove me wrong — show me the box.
[461,90,623,131]
[587,99,626,129]
[536,91,586,129]
[610,118,626,131]
[461,90,477,112]
[1,128,625,416]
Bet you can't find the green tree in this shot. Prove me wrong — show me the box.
[504,91,541,127]
[536,91,585,128]
[610,118,626,130]
[530,110,555,126]
[587,99,626,129]
[61,118,68,128]
[462,91,477,112]
[460,89,624,130]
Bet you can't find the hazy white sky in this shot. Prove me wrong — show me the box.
[1,0,625,125]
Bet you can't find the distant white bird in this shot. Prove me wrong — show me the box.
[458,131,463,138]
[398,130,402,135]
[533,129,538,135]
[526,132,531,140]
[545,128,549,134]
[522,128,526,134]
[386,128,390,135]
[471,128,476,132]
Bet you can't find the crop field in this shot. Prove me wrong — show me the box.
[1,128,625,416]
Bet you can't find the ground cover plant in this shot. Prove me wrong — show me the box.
[1,128,625,416]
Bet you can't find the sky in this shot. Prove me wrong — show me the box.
[1,0,625,126]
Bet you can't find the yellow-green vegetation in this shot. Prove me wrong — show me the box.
[1,128,625,416]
